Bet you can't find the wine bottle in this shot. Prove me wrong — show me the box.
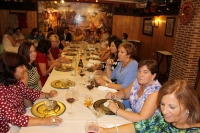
[78,55,83,69]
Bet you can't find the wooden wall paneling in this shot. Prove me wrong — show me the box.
[0,10,37,39]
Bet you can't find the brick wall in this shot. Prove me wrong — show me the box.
[169,0,200,88]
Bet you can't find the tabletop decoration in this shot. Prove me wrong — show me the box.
[93,99,125,115]
[31,101,66,118]
[51,79,75,89]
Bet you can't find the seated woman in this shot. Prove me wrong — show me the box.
[2,27,19,53]
[73,28,84,42]
[0,52,62,133]
[36,39,61,86]
[99,33,109,53]
[95,42,138,108]
[13,27,25,44]
[47,34,71,63]
[100,79,200,132]
[105,59,161,121]
[95,39,122,80]
[27,28,42,41]
[18,41,42,107]
[99,35,118,63]
[83,29,94,43]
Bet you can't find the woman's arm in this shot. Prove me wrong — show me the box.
[100,123,135,133]
[100,50,110,62]
[7,35,17,46]
[28,116,63,126]
[109,92,159,122]
[38,80,43,88]
[38,61,60,76]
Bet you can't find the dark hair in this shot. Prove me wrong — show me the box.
[119,42,136,59]
[110,39,122,61]
[36,39,51,54]
[123,33,128,39]
[18,41,36,69]
[0,52,26,86]
[15,27,22,32]
[138,59,158,79]
[158,80,200,125]
[85,29,91,34]
[47,31,56,39]
[31,28,39,34]
[108,35,118,47]
[48,27,53,32]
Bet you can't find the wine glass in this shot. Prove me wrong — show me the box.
[86,79,95,91]
[84,119,100,133]
[65,89,76,116]
[78,69,86,85]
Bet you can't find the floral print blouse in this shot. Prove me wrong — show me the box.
[129,79,161,116]
[0,81,41,133]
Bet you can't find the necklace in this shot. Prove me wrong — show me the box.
[122,58,131,68]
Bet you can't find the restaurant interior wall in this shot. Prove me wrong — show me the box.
[0,10,37,39]
[169,0,200,95]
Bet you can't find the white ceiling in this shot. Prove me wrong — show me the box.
[104,0,148,3]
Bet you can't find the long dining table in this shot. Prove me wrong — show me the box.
[18,43,131,133]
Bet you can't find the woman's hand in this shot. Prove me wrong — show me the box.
[108,101,119,113]
[43,116,63,126]
[94,77,106,86]
[49,90,58,98]
[106,59,114,66]
[105,92,116,99]
[52,61,62,67]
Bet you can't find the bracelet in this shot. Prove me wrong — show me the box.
[45,93,49,99]
[115,107,120,114]
[115,125,119,133]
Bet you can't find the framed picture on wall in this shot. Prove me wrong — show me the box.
[165,17,176,37]
[142,18,153,36]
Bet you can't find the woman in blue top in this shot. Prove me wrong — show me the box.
[95,42,138,108]
[100,80,200,133]
[105,59,161,121]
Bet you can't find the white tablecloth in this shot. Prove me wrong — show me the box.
[19,43,131,133]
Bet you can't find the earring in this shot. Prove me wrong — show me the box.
[186,110,190,114]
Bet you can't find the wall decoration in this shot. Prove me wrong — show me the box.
[37,1,113,35]
[165,17,176,37]
[142,18,153,36]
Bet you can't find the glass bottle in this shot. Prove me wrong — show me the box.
[78,55,83,70]
[71,56,77,76]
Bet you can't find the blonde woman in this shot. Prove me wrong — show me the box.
[73,28,84,42]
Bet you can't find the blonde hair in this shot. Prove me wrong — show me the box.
[49,34,60,44]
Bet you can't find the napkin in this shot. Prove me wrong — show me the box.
[98,86,117,92]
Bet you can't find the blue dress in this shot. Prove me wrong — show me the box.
[111,60,138,108]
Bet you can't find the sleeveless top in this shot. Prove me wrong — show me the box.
[27,66,41,90]
[2,34,19,53]
[129,79,161,116]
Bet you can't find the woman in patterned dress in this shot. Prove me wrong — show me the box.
[105,59,161,121]
[0,52,62,133]
[18,41,42,107]
[100,79,200,133]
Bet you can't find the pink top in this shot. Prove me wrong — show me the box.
[36,51,49,86]
[0,81,41,133]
